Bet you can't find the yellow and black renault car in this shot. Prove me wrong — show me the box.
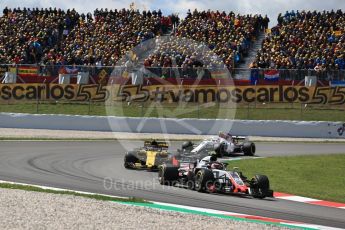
[124,140,175,170]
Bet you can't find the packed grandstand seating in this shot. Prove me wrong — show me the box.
[0,7,266,69]
[143,10,268,70]
[0,7,74,65]
[0,7,173,66]
[0,7,344,81]
[254,10,345,71]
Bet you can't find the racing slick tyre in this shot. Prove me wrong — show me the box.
[158,164,179,185]
[186,171,195,190]
[214,143,226,157]
[195,169,215,192]
[124,152,138,169]
[243,142,256,156]
[182,141,193,150]
[251,175,270,199]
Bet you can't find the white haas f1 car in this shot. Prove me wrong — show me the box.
[159,155,273,199]
[181,132,256,157]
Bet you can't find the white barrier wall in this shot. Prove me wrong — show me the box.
[0,113,344,138]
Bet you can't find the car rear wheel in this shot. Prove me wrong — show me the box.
[158,165,179,185]
[186,171,195,190]
[214,143,226,157]
[124,152,138,169]
[195,169,215,192]
[243,142,256,156]
[251,174,270,199]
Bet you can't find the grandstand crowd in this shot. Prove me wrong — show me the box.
[0,7,172,66]
[144,10,267,70]
[254,10,345,71]
[0,7,267,69]
[0,6,344,77]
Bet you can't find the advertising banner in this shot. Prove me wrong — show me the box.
[1,84,345,105]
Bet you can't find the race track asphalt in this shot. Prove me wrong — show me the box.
[0,141,344,228]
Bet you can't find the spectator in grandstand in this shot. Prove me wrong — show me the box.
[170,13,180,32]
[262,15,270,30]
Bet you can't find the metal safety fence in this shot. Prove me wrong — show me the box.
[1,64,345,82]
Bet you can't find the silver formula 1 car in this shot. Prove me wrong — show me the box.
[181,132,256,157]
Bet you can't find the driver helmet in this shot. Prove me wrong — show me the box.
[218,131,226,139]
[210,153,217,162]
[151,140,158,146]
[226,132,233,141]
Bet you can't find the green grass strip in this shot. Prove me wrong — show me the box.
[1,102,345,122]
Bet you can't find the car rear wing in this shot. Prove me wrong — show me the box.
[232,136,249,142]
[144,140,169,149]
